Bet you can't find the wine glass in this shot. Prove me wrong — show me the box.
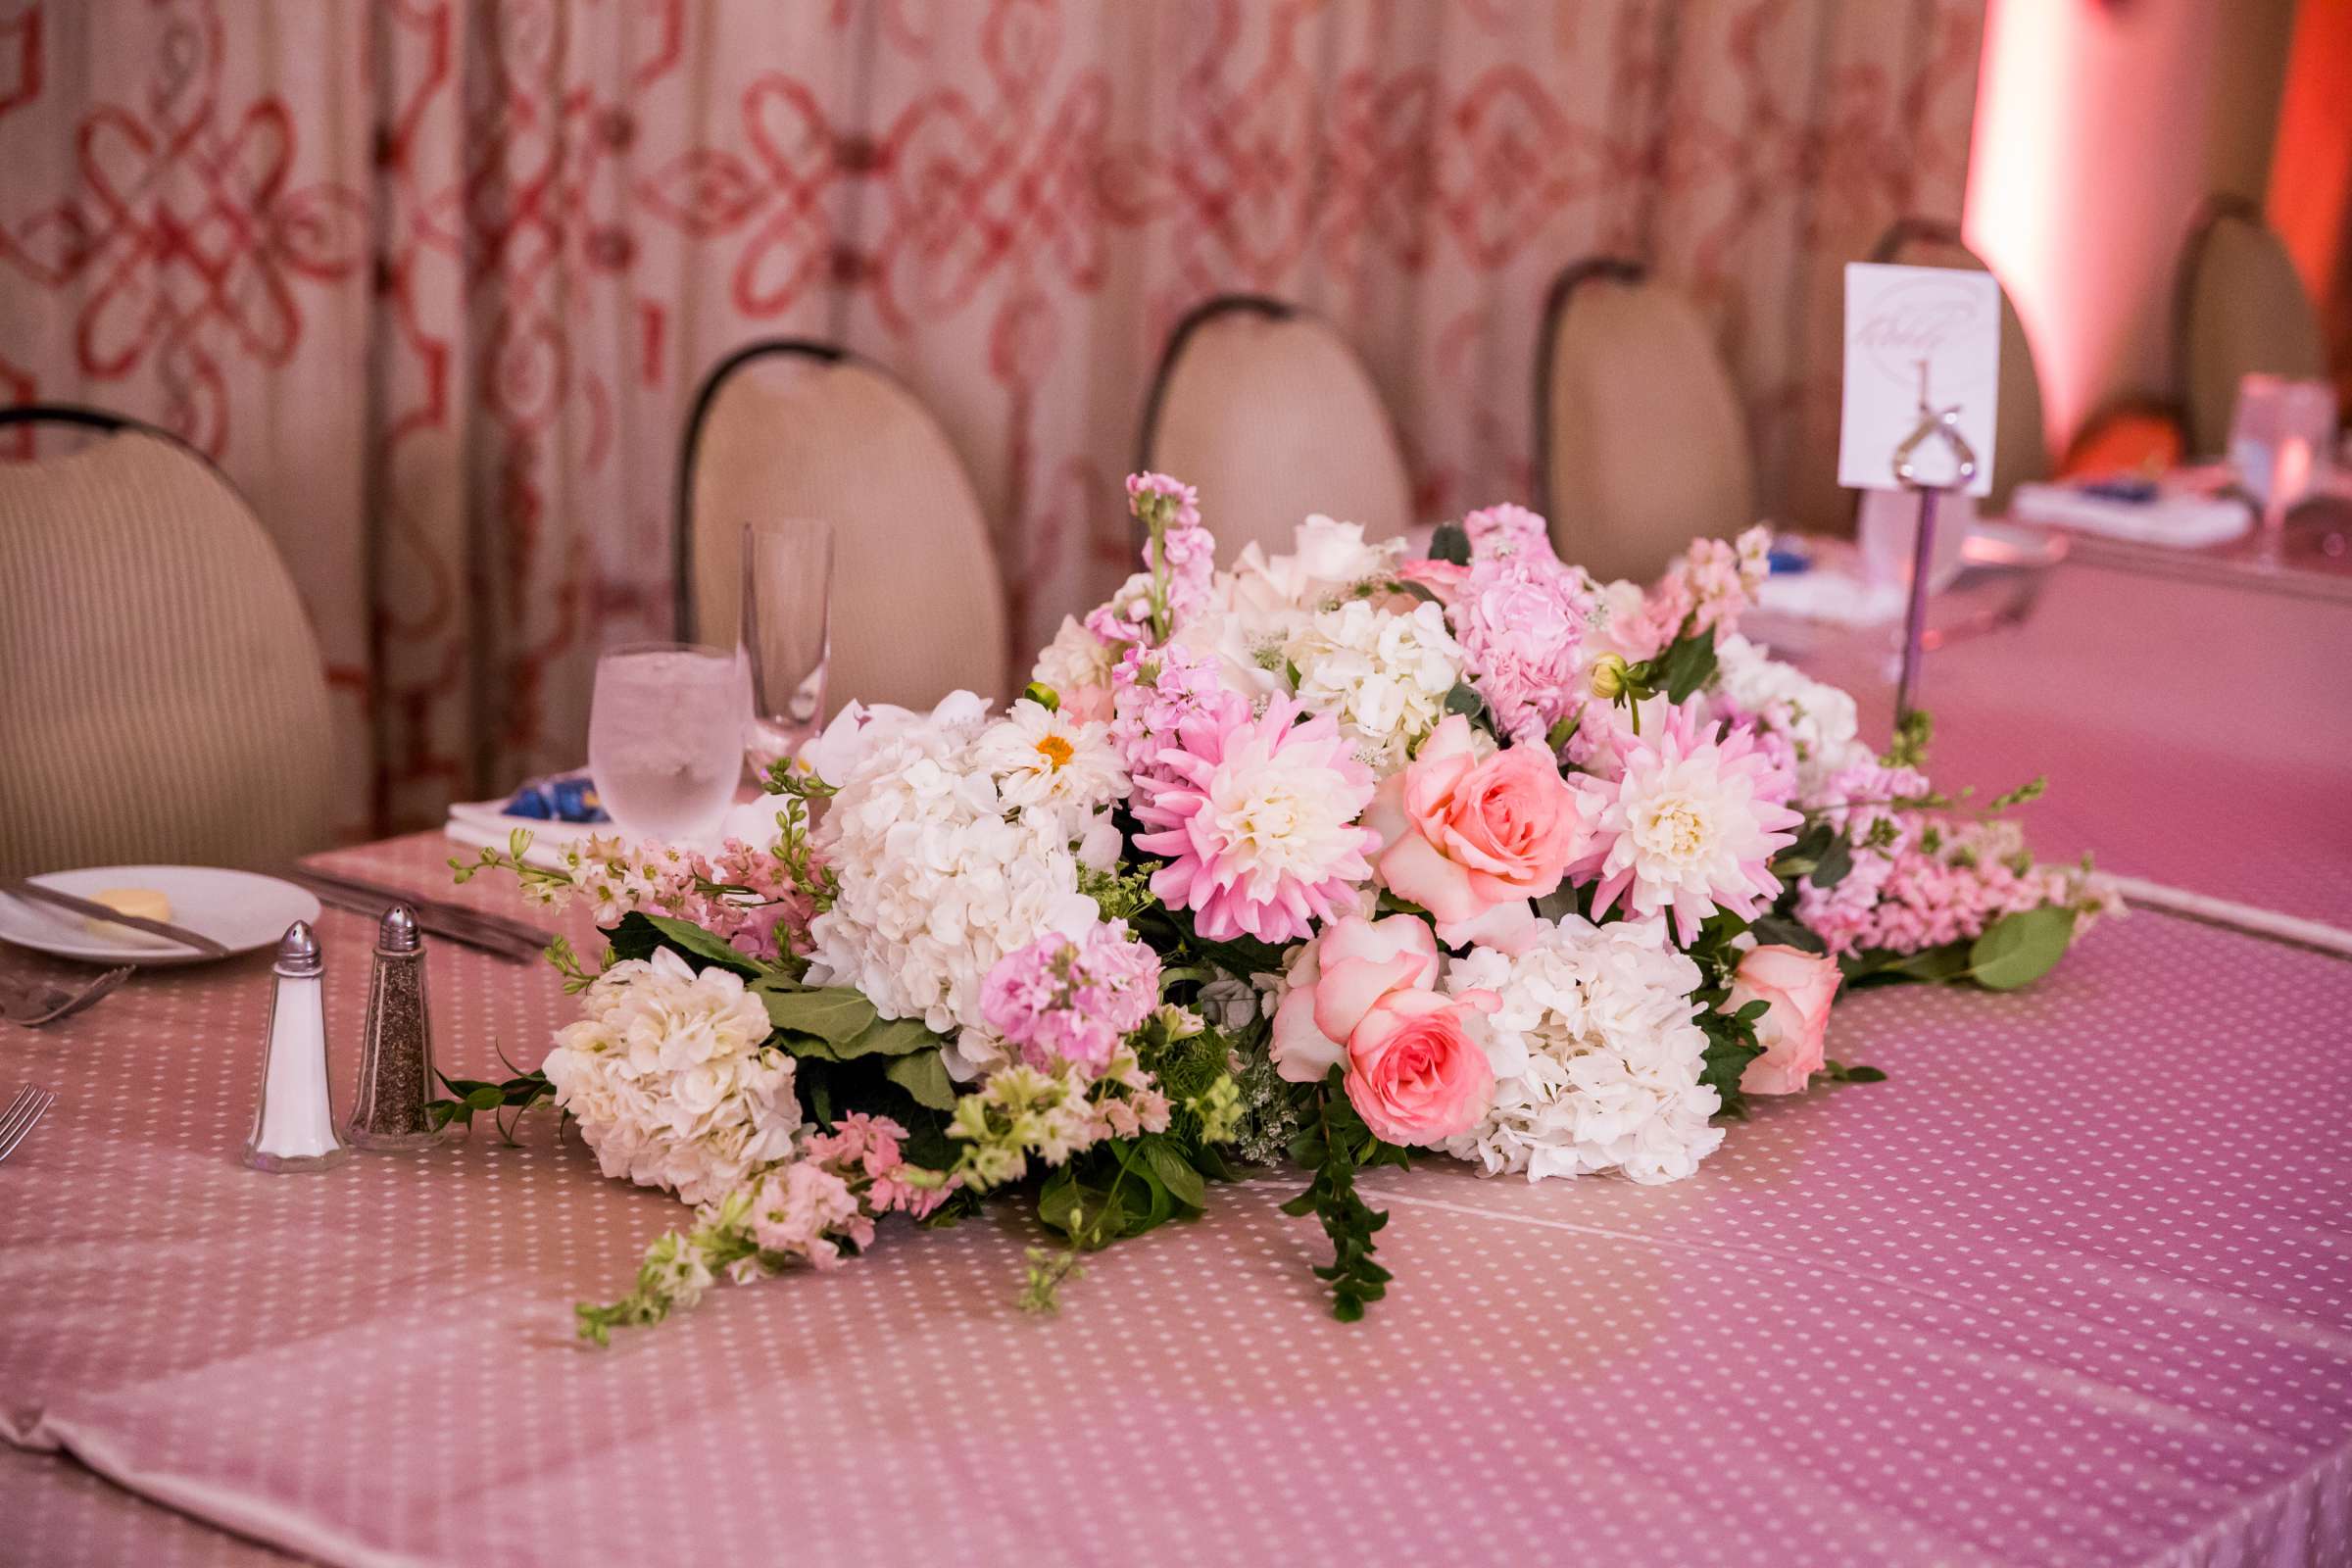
[2229,374,2337,564]
[739,519,833,775]
[587,641,747,845]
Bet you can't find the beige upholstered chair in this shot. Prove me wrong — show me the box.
[678,344,1009,713]
[1870,220,2050,512]
[0,411,333,877]
[2175,198,2328,457]
[1139,297,1413,564]
[1537,261,1756,584]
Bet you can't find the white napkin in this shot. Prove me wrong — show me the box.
[2008,483,2251,548]
[1752,566,1907,627]
[443,799,605,869]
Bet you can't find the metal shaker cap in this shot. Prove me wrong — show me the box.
[274,920,323,977]
[376,903,421,956]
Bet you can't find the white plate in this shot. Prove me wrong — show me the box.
[0,865,321,967]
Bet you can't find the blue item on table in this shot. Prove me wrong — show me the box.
[503,775,608,823]
[1767,541,1813,574]
[2080,476,2160,505]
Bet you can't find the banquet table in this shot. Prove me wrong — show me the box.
[5,831,2352,1568]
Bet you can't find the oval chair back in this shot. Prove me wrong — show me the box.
[0,408,332,876]
[678,344,1009,714]
[1870,219,2050,511]
[1139,296,1413,564]
[1536,261,1756,584]
[2173,196,2328,457]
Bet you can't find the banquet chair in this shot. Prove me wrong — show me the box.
[2173,196,2328,457]
[1536,260,1755,583]
[1138,295,1413,564]
[1870,219,2051,512]
[677,342,1009,711]
[0,406,333,877]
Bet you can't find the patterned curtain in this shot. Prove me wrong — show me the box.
[0,0,1983,835]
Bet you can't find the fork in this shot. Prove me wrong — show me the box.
[0,1084,55,1163]
[0,966,132,1027]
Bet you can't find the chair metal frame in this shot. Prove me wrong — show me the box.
[1531,256,1652,518]
[1133,293,1300,478]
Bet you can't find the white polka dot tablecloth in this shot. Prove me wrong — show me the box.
[4,833,2350,1568]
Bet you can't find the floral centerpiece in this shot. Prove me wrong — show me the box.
[452,475,2114,1339]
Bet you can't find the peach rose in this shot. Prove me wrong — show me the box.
[1365,715,1591,936]
[1269,916,1439,1084]
[1729,944,1841,1096]
[1345,986,1500,1146]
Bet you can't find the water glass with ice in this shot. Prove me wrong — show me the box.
[588,641,747,845]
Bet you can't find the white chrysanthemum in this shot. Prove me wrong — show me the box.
[1032,614,1115,697]
[972,698,1128,817]
[1442,918,1724,1185]
[1713,634,1871,801]
[805,714,1098,1060]
[1281,599,1465,770]
[541,948,799,1204]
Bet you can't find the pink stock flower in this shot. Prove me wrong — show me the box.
[1132,695,1380,945]
[1635,525,1771,648]
[1108,641,1248,785]
[1727,945,1840,1096]
[1571,706,1801,944]
[1364,714,1589,943]
[1269,915,1441,1083]
[980,921,1163,1072]
[1345,986,1501,1146]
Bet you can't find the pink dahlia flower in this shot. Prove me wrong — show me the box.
[1132,696,1381,944]
[1570,706,1801,944]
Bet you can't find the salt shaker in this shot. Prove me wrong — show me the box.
[244,921,350,1172]
[344,904,440,1151]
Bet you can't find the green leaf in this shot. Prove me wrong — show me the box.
[1020,680,1060,712]
[1749,915,1827,955]
[1844,1064,1888,1083]
[1444,682,1486,719]
[1544,713,1579,753]
[1968,905,2077,992]
[1142,1139,1207,1210]
[882,1050,956,1110]
[1654,629,1720,703]
[757,985,879,1046]
[1429,522,1471,565]
[1807,835,1854,889]
[606,911,765,978]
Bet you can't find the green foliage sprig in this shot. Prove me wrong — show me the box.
[1281,1069,1407,1322]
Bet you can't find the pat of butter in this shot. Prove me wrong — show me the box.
[84,887,172,940]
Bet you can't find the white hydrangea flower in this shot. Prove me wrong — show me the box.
[1281,598,1465,771]
[1713,634,1872,802]
[805,710,1098,1063]
[540,948,799,1204]
[1442,917,1724,1186]
[972,697,1128,819]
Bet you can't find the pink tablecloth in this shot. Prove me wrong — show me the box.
[5,834,2352,1567]
[1782,559,2352,930]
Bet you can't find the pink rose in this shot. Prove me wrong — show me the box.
[1345,987,1500,1146]
[1395,557,1468,608]
[1365,715,1591,937]
[1269,916,1438,1084]
[1729,945,1841,1096]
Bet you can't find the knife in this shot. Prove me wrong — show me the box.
[3,880,233,958]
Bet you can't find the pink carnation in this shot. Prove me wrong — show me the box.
[1452,548,1592,747]
[1132,695,1381,944]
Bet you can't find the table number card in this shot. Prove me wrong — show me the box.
[1838,262,2001,497]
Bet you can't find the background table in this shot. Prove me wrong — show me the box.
[1772,556,2352,930]
[5,834,2350,1566]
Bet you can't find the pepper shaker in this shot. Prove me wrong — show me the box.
[344,904,441,1151]
[244,921,350,1172]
